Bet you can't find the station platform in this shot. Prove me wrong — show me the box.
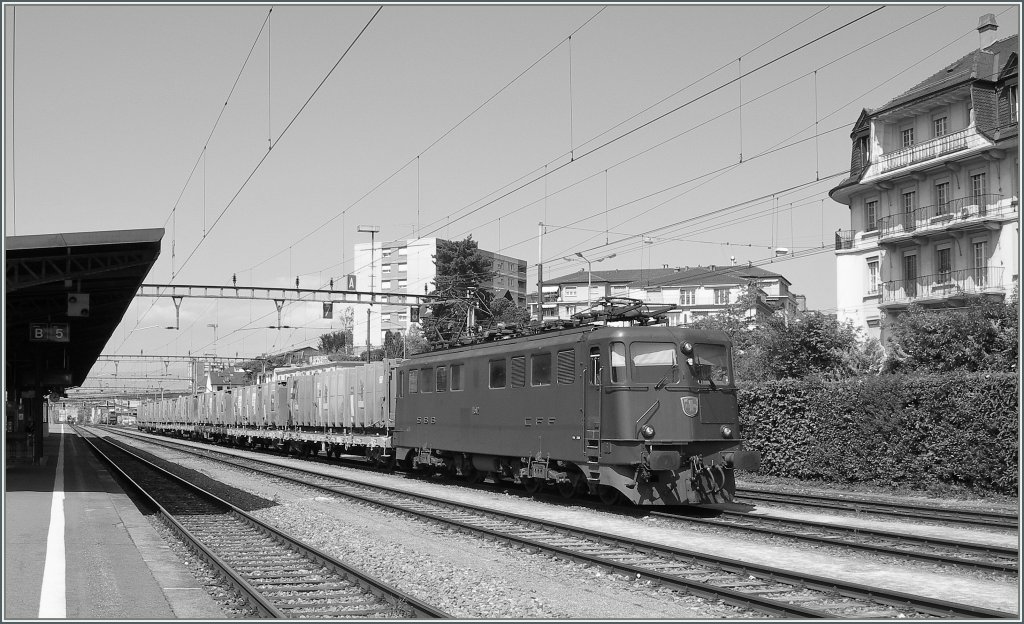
[3,424,224,620]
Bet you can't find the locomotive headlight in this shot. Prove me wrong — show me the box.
[720,425,734,439]
[640,425,656,439]
[680,342,694,355]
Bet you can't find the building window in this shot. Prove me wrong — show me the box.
[901,127,914,148]
[679,289,696,306]
[865,200,878,232]
[973,240,988,286]
[563,286,577,299]
[381,280,391,290]
[381,313,392,322]
[714,289,730,305]
[398,263,407,272]
[937,248,952,283]
[902,191,917,230]
[382,264,391,273]
[612,285,628,296]
[398,311,408,322]
[970,172,987,205]
[867,260,879,295]
[856,135,869,167]
[933,116,948,138]
[1010,85,1018,122]
[398,279,407,289]
[934,182,950,216]
[398,248,408,256]
[903,254,918,297]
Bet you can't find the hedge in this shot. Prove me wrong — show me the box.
[737,372,1019,495]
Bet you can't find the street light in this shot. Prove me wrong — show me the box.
[563,251,616,310]
[357,225,380,363]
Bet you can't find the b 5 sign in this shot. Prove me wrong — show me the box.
[30,323,70,343]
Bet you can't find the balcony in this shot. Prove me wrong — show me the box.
[872,128,975,176]
[876,195,1013,244]
[880,266,1006,307]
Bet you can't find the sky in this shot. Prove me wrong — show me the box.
[3,2,1020,394]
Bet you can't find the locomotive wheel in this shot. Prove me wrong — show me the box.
[463,464,486,484]
[522,477,543,495]
[557,480,576,499]
[597,485,621,506]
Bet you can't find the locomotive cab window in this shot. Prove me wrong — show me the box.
[589,347,602,385]
[531,352,552,386]
[610,342,627,383]
[436,366,448,392]
[398,371,405,397]
[693,343,731,385]
[631,342,679,384]
[409,369,419,393]
[450,364,463,391]
[489,359,506,389]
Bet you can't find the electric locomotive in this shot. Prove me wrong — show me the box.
[393,301,760,506]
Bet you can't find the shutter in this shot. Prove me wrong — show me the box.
[511,356,526,387]
[557,350,575,384]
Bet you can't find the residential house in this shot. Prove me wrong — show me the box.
[829,14,1018,341]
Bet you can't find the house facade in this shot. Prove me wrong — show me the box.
[534,264,804,326]
[830,15,1019,342]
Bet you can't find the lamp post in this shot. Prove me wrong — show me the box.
[563,251,616,310]
[357,225,380,363]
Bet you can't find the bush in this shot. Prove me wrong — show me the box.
[738,372,1018,495]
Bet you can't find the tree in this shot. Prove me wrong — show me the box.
[755,312,871,380]
[884,291,1018,373]
[421,236,496,349]
[317,330,348,354]
[481,296,532,327]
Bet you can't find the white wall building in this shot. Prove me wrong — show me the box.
[350,237,527,349]
[829,15,1018,342]
[535,264,804,327]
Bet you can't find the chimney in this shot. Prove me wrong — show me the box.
[978,13,998,49]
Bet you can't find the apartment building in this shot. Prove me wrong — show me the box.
[830,15,1019,341]
[352,237,527,345]
[535,264,804,326]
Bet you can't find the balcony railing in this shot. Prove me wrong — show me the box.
[881,266,1005,305]
[835,229,855,250]
[876,195,1010,241]
[874,129,971,175]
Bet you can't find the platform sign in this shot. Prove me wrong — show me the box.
[29,322,70,343]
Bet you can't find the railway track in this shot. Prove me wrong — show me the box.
[100,427,1017,619]
[76,426,449,619]
[652,509,1019,574]
[735,487,1019,529]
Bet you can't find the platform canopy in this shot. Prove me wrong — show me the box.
[5,228,164,397]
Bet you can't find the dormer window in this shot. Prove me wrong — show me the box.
[855,135,870,167]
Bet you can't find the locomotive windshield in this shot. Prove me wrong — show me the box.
[692,343,731,386]
[630,342,679,383]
